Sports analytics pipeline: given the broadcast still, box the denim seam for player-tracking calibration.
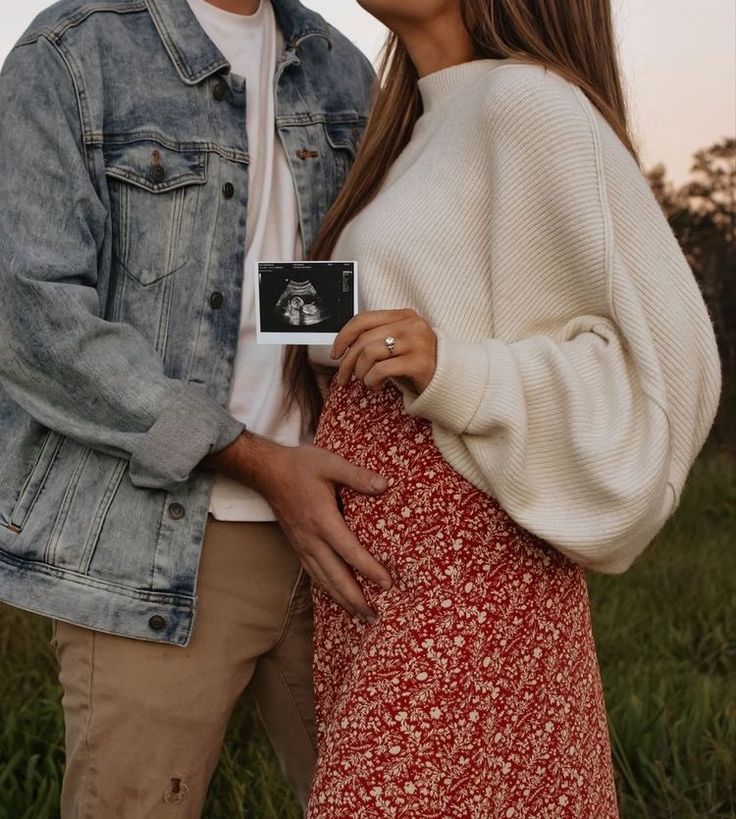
[13,447,63,536]
[187,164,225,381]
[270,567,308,653]
[44,35,94,144]
[290,84,332,215]
[258,654,318,755]
[9,432,63,531]
[148,503,167,592]
[289,29,331,49]
[45,449,91,565]
[79,460,127,574]
[9,429,53,525]
[324,127,358,157]
[16,2,146,47]
[0,546,194,606]
[82,629,98,819]
[104,168,207,193]
[41,36,94,159]
[276,113,368,127]
[90,133,249,164]
[120,181,131,274]
[8,38,92,174]
[155,274,174,358]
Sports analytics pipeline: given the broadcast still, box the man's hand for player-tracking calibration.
[203,432,392,623]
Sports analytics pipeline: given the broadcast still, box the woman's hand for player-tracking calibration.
[331,309,437,394]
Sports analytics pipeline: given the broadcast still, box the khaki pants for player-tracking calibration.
[51,518,316,818]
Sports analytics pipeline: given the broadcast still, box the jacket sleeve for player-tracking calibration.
[0,37,244,491]
[403,71,721,573]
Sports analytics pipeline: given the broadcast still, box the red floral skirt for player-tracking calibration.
[307,379,618,819]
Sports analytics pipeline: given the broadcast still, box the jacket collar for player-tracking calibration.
[145,0,331,85]
[272,0,331,48]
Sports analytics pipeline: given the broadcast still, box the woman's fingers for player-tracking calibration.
[336,322,411,385]
[332,309,416,359]
[354,341,394,380]
[337,339,392,385]
[363,356,418,391]
[332,311,437,392]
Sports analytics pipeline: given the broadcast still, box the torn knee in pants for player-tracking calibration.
[163,775,189,805]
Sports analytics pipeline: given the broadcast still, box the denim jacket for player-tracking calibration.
[0,0,374,644]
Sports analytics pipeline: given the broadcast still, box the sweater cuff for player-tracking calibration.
[402,329,489,434]
[128,384,245,490]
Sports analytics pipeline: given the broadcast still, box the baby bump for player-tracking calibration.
[315,378,581,594]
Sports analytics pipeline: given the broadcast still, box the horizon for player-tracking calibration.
[1,0,734,184]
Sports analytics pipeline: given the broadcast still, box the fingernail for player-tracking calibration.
[380,577,392,591]
[366,613,378,625]
[371,476,388,492]
[330,347,338,359]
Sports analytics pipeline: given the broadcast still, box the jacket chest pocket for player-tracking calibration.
[323,118,366,192]
[104,142,207,286]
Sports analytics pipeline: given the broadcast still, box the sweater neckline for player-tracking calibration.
[418,59,502,113]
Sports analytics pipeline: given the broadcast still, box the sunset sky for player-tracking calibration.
[2,0,733,183]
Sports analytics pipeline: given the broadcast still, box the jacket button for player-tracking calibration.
[150,164,166,183]
[148,615,166,631]
[168,502,186,520]
[209,291,224,309]
[212,81,228,101]
[222,182,235,199]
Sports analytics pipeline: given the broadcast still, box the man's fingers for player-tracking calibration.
[324,452,388,495]
[302,546,377,623]
[321,515,393,590]
[268,446,393,622]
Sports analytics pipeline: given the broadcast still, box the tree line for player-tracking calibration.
[647,137,735,446]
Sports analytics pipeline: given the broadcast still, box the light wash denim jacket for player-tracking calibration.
[0,0,374,644]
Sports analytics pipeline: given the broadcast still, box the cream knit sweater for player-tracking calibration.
[323,59,721,573]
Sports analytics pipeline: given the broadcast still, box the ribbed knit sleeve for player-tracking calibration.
[403,66,721,572]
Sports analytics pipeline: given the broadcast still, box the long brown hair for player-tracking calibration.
[284,0,636,426]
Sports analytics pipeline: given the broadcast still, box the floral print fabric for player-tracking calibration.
[308,379,618,819]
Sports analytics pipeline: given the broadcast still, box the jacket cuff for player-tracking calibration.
[128,384,245,490]
[402,329,489,434]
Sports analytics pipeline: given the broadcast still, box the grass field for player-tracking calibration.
[0,455,734,818]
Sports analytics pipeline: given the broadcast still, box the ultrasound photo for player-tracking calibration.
[256,261,357,345]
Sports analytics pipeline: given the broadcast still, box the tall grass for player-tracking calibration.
[0,456,734,818]
[589,455,735,818]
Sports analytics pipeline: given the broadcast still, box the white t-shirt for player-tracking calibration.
[187,0,306,521]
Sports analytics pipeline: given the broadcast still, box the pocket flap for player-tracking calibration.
[323,118,364,156]
[104,142,207,193]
